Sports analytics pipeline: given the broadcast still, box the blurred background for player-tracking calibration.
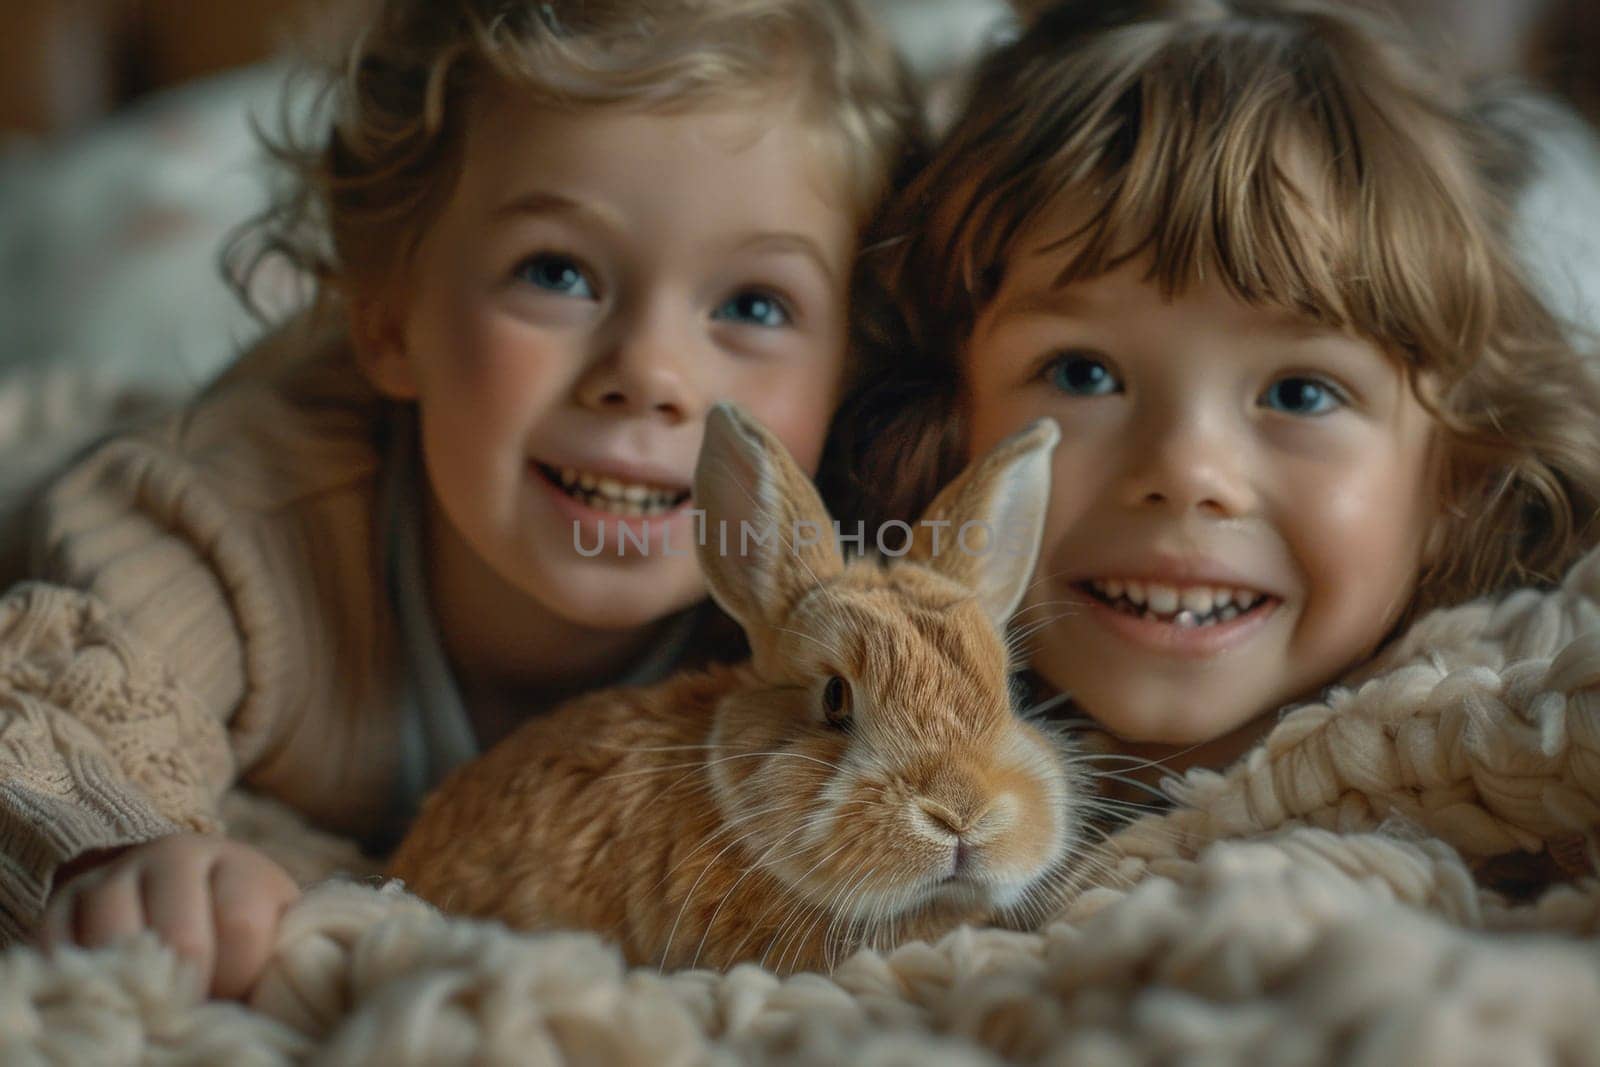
[4,0,1595,137]
[0,0,1595,412]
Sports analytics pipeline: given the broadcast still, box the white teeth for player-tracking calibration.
[544,463,686,515]
[1087,577,1268,626]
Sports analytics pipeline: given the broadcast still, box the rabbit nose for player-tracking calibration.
[918,798,965,837]
[917,800,987,878]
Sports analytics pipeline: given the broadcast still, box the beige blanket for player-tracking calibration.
[5,369,1600,1064]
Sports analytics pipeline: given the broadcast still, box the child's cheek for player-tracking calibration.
[736,377,839,478]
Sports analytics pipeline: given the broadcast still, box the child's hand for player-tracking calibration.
[39,833,301,1000]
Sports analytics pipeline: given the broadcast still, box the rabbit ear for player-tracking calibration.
[693,403,844,642]
[908,418,1058,628]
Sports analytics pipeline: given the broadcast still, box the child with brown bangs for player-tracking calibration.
[845,0,1600,789]
[0,0,924,1000]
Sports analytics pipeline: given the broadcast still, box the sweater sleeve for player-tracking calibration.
[0,328,396,939]
[0,582,233,941]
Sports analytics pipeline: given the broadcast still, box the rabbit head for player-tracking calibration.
[691,403,1079,933]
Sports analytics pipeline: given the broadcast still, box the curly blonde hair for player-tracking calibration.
[229,0,922,320]
[843,0,1600,619]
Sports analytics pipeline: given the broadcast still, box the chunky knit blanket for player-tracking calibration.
[7,533,1600,1065]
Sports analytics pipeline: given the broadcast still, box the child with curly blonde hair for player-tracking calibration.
[846,0,1600,783]
[2,0,922,999]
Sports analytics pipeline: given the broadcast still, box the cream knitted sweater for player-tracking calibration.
[0,321,431,941]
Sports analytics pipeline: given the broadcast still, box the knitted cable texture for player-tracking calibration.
[0,583,232,836]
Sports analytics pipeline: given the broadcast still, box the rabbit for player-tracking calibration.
[386,402,1084,974]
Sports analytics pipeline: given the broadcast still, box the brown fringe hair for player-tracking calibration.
[839,0,1600,618]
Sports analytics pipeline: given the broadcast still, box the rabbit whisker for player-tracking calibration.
[1063,847,1142,897]
[1008,596,1081,618]
[760,893,826,976]
[770,849,864,972]
[652,797,873,896]
[1083,770,1175,803]
[702,749,842,774]
[600,749,843,781]
[595,760,719,781]
[1004,609,1079,648]
[1047,719,1117,736]
[746,834,865,972]
[1006,607,1080,640]
[1068,752,1185,774]
[592,742,732,754]
[670,800,876,968]
[828,860,888,957]
[775,625,847,664]
[1033,846,1106,914]
[661,810,804,971]
[811,850,881,966]
[1020,853,1113,917]
[1071,740,1209,773]
[1013,569,1065,600]
[791,860,876,973]
[688,818,832,970]
[808,846,896,970]
[1074,798,1169,828]
[643,799,800,895]
[731,833,858,970]
[1017,689,1073,719]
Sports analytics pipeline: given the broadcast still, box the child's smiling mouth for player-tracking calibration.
[1068,575,1281,657]
[533,462,692,518]
[1076,578,1277,632]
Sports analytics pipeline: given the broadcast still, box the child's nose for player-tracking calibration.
[1118,408,1253,519]
[575,313,704,423]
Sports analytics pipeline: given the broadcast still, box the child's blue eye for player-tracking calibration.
[1260,377,1343,416]
[713,290,790,328]
[1045,353,1120,396]
[515,254,595,299]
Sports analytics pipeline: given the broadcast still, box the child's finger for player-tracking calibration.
[36,846,130,950]
[140,855,217,991]
[72,869,146,949]
[37,886,84,951]
[206,860,287,1000]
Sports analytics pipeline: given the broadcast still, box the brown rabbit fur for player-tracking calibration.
[387,403,1084,974]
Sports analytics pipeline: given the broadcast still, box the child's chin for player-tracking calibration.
[547,569,705,632]
[1069,689,1250,746]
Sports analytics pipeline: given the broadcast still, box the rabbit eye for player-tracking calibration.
[821,675,852,731]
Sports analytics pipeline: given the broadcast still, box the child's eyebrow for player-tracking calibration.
[727,233,838,287]
[489,190,623,232]
[985,286,1101,323]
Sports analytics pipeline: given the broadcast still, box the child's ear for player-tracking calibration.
[349,297,419,400]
